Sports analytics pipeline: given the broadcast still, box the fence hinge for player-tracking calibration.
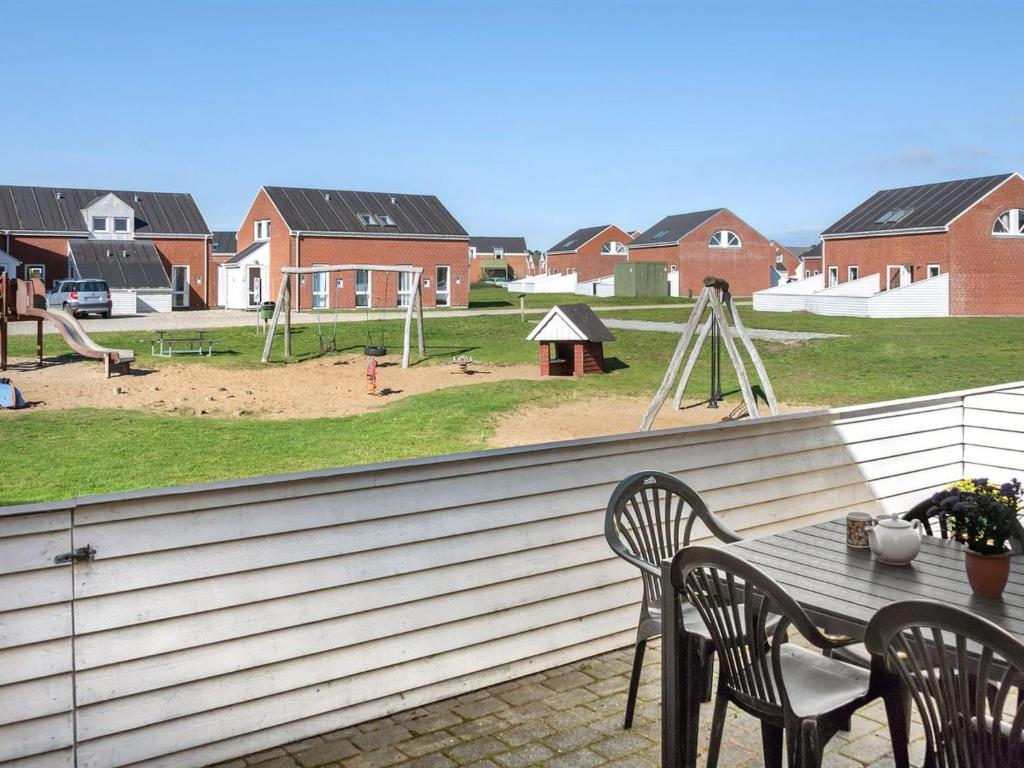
[54,544,97,564]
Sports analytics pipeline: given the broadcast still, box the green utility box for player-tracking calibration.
[614,261,669,297]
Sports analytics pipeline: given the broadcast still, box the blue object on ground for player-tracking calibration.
[0,378,25,409]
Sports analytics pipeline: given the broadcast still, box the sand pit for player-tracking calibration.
[1,355,542,419]
[490,396,812,447]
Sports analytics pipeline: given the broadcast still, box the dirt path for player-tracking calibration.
[490,396,813,446]
[2,355,542,419]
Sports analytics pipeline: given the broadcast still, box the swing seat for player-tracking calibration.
[364,345,387,357]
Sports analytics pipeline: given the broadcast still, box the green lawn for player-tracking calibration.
[4,308,1024,505]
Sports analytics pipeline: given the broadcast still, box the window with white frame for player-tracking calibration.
[775,253,784,264]
[92,216,108,233]
[113,217,130,233]
[254,220,271,240]
[827,265,839,287]
[358,213,378,226]
[600,241,627,256]
[927,264,941,278]
[848,265,859,281]
[993,209,1024,236]
[376,214,396,227]
[708,230,741,248]
[25,264,45,283]
[494,247,504,259]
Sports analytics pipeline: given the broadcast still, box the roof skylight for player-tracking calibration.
[653,229,670,239]
[874,208,914,224]
[358,213,379,226]
[376,214,397,226]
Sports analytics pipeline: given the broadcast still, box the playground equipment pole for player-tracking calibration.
[284,276,292,358]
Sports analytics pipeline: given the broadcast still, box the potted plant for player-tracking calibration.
[927,478,1023,598]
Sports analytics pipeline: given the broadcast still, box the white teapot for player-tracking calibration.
[868,516,923,565]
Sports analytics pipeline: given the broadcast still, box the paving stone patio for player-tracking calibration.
[217,640,927,768]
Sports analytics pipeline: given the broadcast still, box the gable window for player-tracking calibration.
[358,213,378,226]
[92,216,109,233]
[993,209,1024,236]
[927,264,941,278]
[254,220,271,240]
[113,217,129,233]
[708,230,741,248]
[494,247,504,259]
[848,265,859,281]
[376,214,397,226]
[601,241,627,256]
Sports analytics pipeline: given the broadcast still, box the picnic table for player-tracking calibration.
[150,329,215,357]
[659,517,1024,768]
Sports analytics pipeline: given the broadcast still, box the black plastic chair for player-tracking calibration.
[865,600,1024,768]
[604,471,742,729]
[672,545,909,768]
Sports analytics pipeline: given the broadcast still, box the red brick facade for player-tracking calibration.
[822,175,1024,315]
[628,210,792,297]
[538,340,605,376]
[469,252,531,282]
[237,189,469,309]
[546,226,634,282]
[6,234,211,308]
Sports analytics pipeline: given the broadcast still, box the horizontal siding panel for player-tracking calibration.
[964,446,1024,475]
[964,407,1024,433]
[0,639,72,686]
[0,675,72,726]
[0,604,72,650]
[0,713,73,763]
[964,426,1024,452]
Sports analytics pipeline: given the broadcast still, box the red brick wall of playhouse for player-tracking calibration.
[546,226,634,282]
[628,211,790,297]
[294,237,469,309]
[8,236,69,285]
[469,252,531,282]
[948,174,1024,315]
[147,237,212,309]
[822,233,950,291]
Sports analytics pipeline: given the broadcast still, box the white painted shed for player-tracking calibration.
[219,241,270,310]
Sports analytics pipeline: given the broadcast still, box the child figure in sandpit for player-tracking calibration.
[365,356,379,396]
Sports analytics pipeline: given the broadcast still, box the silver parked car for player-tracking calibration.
[46,279,112,318]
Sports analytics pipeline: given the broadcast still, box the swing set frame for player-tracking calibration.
[260,265,426,368]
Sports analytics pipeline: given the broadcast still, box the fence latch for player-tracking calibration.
[54,545,97,564]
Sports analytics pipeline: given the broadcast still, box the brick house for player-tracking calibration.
[235,186,469,310]
[545,225,634,282]
[628,209,794,297]
[790,242,823,279]
[820,172,1024,315]
[469,236,531,282]
[0,185,211,307]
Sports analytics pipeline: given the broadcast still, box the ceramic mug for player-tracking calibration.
[846,511,873,548]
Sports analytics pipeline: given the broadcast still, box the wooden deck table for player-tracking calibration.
[660,518,1024,768]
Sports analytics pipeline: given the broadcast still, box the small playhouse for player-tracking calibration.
[527,303,614,376]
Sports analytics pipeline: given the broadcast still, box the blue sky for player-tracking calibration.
[1,0,1021,248]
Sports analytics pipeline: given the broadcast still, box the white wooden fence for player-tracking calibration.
[3,382,1024,767]
[753,273,950,317]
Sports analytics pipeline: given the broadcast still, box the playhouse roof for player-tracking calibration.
[527,304,615,343]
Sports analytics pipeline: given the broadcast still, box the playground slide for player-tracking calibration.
[14,279,134,373]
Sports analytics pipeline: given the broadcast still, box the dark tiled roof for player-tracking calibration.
[799,243,822,261]
[547,225,611,254]
[226,240,267,265]
[67,239,171,290]
[821,173,1015,237]
[554,304,615,342]
[212,231,237,254]
[629,209,724,247]
[0,185,210,236]
[469,236,528,254]
[263,187,468,239]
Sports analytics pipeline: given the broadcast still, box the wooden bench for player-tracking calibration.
[150,330,215,357]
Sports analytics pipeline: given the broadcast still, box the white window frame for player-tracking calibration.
[171,265,190,308]
[311,265,329,309]
[435,265,450,307]
[25,264,45,283]
[92,216,109,233]
[827,265,839,287]
[397,271,414,307]
[254,220,271,241]
[886,264,913,289]
[358,213,379,227]
[493,247,504,259]
[708,229,741,248]
[993,209,1024,237]
[847,265,859,281]
[601,241,627,256]
[376,214,396,227]
[927,264,941,279]
[113,216,130,233]
[355,270,371,308]
[775,253,784,264]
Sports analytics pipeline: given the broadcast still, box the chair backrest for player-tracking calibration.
[903,497,1024,554]
[672,545,833,718]
[605,471,739,606]
[865,600,1024,768]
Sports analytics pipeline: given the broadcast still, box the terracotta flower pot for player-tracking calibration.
[965,550,1010,598]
